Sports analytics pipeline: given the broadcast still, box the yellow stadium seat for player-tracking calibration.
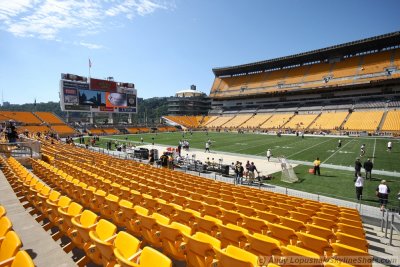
[289,211,312,224]
[312,216,337,231]
[306,224,336,242]
[315,212,338,222]
[242,215,269,235]
[269,206,290,217]
[267,223,297,246]
[88,219,118,266]
[57,202,83,235]
[0,217,12,244]
[336,223,365,238]
[216,245,258,267]
[236,204,257,217]
[257,211,280,223]
[335,232,368,252]
[331,243,372,267]
[280,216,306,232]
[129,246,172,267]
[280,245,322,267]
[203,205,223,219]
[296,232,333,257]
[102,194,120,220]
[194,215,222,237]
[220,209,243,225]
[113,231,141,267]
[183,232,221,267]
[217,223,248,248]
[0,231,22,264]
[10,251,35,267]
[173,208,199,227]
[137,212,169,248]
[70,210,100,250]
[158,222,192,261]
[245,233,281,256]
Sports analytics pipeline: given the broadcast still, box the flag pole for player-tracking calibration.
[88,58,91,79]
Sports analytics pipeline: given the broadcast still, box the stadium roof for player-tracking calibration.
[212,31,400,77]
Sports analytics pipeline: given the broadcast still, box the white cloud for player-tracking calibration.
[79,41,103,49]
[0,0,173,44]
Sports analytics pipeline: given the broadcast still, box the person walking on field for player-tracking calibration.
[338,139,342,148]
[387,141,392,152]
[205,141,210,153]
[313,157,321,176]
[354,158,362,178]
[376,180,390,211]
[363,159,373,180]
[354,174,364,200]
[266,149,272,162]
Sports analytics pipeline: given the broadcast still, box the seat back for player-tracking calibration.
[139,247,172,267]
[94,219,117,241]
[0,231,22,261]
[0,216,12,237]
[11,251,35,267]
[245,233,281,256]
[114,231,141,261]
[217,245,257,267]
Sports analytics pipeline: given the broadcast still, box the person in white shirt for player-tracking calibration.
[387,141,392,152]
[354,175,364,200]
[266,149,272,162]
[376,180,391,211]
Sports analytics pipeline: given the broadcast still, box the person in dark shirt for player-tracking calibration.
[235,162,244,184]
[363,159,373,180]
[354,158,362,178]
[160,153,168,168]
[6,121,18,143]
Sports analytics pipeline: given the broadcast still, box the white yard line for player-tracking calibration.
[322,139,354,164]
[287,138,333,158]
[372,138,376,163]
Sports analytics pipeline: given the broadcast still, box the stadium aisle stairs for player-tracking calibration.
[0,171,77,267]
[377,110,388,131]
[339,112,352,129]
[362,222,399,267]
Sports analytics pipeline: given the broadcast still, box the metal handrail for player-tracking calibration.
[389,212,400,246]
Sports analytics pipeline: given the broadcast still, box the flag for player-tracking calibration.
[89,58,92,68]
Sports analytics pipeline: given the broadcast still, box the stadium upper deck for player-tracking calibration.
[210,31,400,101]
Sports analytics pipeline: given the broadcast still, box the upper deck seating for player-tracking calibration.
[35,112,64,124]
[0,111,41,124]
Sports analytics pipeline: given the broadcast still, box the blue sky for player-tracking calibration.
[0,0,399,105]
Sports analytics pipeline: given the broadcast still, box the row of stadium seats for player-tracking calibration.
[0,204,35,267]
[164,116,204,128]
[167,109,400,132]
[32,155,370,267]
[30,140,372,266]
[211,48,400,98]
[2,157,172,267]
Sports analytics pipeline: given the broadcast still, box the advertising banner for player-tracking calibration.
[127,94,137,107]
[100,106,115,112]
[90,78,117,92]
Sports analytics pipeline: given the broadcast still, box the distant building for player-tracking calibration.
[167,85,210,115]
[2,101,10,107]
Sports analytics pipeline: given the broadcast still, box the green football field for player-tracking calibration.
[84,132,400,209]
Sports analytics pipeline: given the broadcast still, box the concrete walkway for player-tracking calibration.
[0,172,76,267]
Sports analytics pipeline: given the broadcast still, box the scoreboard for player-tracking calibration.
[60,73,137,113]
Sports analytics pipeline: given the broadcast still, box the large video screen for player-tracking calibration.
[60,74,137,113]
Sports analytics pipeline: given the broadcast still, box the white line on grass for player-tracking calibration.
[322,139,354,164]
[286,138,333,158]
[372,138,376,163]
